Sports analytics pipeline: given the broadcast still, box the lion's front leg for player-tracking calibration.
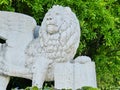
[0,75,10,90]
[32,57,51,88]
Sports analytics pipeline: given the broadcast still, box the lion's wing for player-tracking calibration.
[0,11,36,66]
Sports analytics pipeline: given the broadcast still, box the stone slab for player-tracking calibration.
[54,62,97,89]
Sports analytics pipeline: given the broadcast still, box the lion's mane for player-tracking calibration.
[39,5,80,62]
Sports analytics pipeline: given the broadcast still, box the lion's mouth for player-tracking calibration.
[47,24,58,34]
[47,24,57,27]
[47,24,58,29]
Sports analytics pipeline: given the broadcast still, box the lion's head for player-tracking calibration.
[40,5,80,35]
[38,5,80,62]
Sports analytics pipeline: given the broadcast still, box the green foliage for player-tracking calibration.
[12,86,100,90]
[24,86,41,90]
[81,86,100,90]
[0,0,14,11]
[0,0,120,89]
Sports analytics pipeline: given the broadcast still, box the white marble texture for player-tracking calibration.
[54,59,97,89]
[0,5,97,90]
[0,11,36,90]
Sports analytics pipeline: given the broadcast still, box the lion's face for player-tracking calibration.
[45,10,63,35]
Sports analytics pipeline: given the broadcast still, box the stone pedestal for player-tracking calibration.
[54,62,97,90]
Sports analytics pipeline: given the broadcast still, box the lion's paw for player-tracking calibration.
[74,56,91,64]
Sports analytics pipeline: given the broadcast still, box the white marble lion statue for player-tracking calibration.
[25,5,81,87]
[0,5,91,89]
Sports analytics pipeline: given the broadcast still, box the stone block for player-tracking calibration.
[54,63,74,89]
[54,62,97,89]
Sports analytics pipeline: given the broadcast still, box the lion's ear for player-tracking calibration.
[53,5,59,8]
[65,7,72,13]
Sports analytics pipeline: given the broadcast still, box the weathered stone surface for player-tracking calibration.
[0,75,10,90]
[0,11,36,90]
[0,11,36,66]
[54,60,97,89]
[0,5,97,90]
[74,62,97,89]
[25,5,80,87]
[54,62,74,89]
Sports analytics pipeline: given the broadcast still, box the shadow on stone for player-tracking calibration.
[7,77,32,90]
